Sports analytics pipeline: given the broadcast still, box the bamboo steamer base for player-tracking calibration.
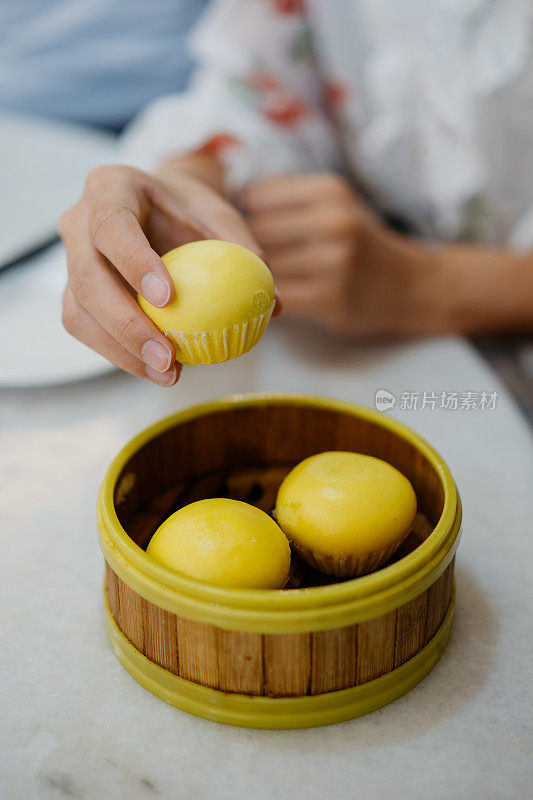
[98,395,462,729]
[104,551,454,696]
[104,585,455,729]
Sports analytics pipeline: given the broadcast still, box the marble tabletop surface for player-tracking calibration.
[1,320,532,800]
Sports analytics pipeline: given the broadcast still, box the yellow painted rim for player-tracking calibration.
[97,393,462,633]
[104,586,455,729]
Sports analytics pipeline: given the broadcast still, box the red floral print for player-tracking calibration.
[245,68,308,128]
[272,0,305,14]
[264,95,308,126]
[248,69,282,92]
[196,133,241,157]
[324,80,349,111]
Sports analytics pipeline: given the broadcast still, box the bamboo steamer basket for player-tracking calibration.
[98,394,461,729]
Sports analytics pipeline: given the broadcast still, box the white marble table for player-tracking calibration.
[1,321,532,800]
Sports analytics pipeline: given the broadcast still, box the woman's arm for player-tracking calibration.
[243,173,533,337]
[430,244,533,334]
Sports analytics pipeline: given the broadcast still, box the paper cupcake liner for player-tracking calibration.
[291,539,405,578]
[164,303,274,366]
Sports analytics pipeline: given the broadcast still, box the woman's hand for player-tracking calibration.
[244,173,445,338]
[60,163,264,385]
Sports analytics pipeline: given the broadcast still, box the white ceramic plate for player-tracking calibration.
[0,243,115,387]
[0,112,117,268]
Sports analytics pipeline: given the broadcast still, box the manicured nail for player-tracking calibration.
[141,272,171,307]
[141,340,172,373]
[145,365,177,386]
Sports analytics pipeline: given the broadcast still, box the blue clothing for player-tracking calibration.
[0,0,209,129]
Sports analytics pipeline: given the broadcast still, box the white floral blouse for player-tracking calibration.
[121,0,533,247]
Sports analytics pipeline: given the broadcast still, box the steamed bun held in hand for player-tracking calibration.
[138,240,275,365]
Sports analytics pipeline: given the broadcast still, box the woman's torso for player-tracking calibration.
[307,0,533,245]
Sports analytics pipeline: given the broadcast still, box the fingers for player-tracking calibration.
[60,162,280,383]
[269,243,324,279]
[62,287,180,386]
[273,289,283,317]
[275,277,348,336]
[250,205,358,251]
[150,172,265,258]
[245,174,360,252]
[63,209,177,371]
[90,205,173,307]
[269,238,355,326]
[244,173,354,216]
[268,240,353,280]
[82,167,174,306]
[273,279,325,319]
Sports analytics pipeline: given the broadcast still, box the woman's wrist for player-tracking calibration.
[380,232,533,336]
[361,226,449,336]
[428,243,533,334]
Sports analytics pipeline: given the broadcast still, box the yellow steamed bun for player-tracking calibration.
[138,240,275,365]
[275,451,417,577]
[147,498,290,589]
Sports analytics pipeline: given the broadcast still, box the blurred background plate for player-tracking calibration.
[0,112,118,386]
[0,242,114,387]
[0,111,117,268]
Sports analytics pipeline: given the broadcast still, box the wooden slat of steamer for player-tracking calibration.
[177,613,265,696]
[216,628,264,694]
[116,578,145,653]
[424,558,455,641]
[356,609,397,684]
[310,626,357,694]
[394,591,428,667]
[263,633,311,697]
[143,599,178,675]
[176,617,219,689]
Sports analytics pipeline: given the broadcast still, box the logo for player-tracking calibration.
[375,389,396,412]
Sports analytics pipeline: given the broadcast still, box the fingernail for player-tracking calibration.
[141,340,172,373]
[145,364,178,386]
[141,272,171,307]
